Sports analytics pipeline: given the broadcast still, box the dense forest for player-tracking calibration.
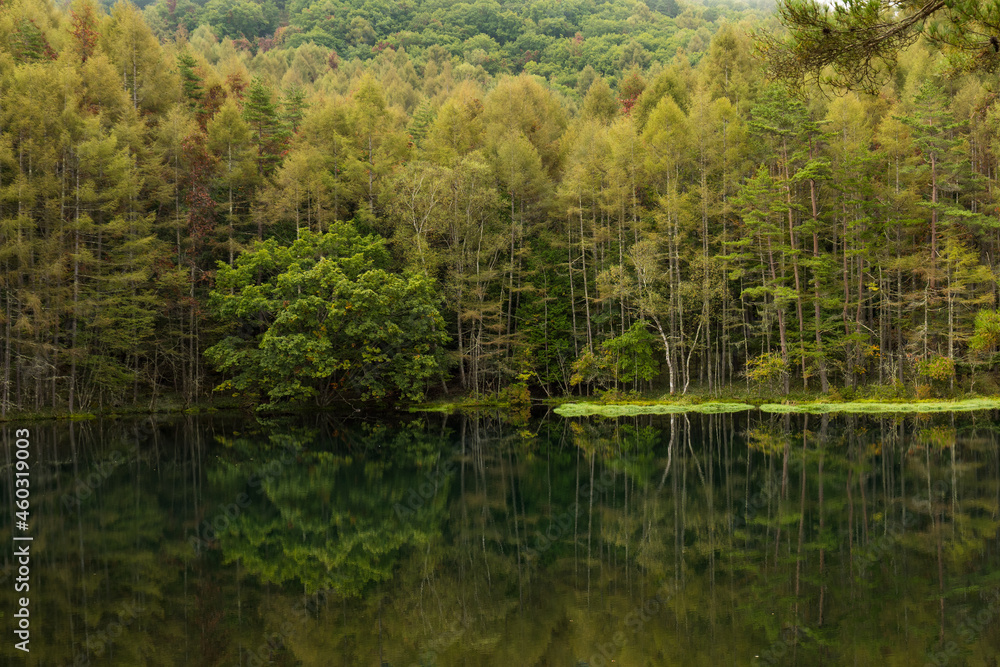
[4,0,1000,415]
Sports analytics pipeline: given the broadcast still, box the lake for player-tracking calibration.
[2,408,999,666]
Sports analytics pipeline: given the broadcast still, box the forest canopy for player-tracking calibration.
[3,0,1000,414]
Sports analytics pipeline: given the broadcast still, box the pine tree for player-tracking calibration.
[242,77,286,181]
[898,80,968,285]
[176,50,204,110]
[280,85,307,135]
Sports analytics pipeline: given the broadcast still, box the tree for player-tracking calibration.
[570,321,658,390]
[296,97,366,222]
[176,50,204,111]
[68,0,101,64]
[898,80,968,281]
[242,76,287,181]
[733,165,795,394]
[350,76,409,221]
[744,351,788,397]
[202,0,278,40]
[205,225,449,407]
[760,0,1000,91]
[101,1,174,113]
[970,309,1000,355]
[206,99,256,263]
[581,77,619,124]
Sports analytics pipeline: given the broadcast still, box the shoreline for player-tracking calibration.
[547,397,1000,417]
[6,395,1000,424]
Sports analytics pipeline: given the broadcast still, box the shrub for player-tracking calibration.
[916,355,955,383]
[744,352,788,396]
[571,322,658,390]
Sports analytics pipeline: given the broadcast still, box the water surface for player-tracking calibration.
[2,409,999,666]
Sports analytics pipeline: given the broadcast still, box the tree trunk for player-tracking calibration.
[809,176,829,392]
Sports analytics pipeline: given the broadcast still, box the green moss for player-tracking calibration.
[553,402,755,417]
[760,398,1000,414]
[409,403,462,413]
[549,397,1000,417]
[409,397,524,413]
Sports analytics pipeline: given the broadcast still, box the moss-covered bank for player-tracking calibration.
[553,402,755,417]
[548,397,1000,417]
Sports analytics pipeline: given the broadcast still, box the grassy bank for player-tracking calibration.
[758,398,1000,414]
[552,402,755,417]
[541,390,1000,417]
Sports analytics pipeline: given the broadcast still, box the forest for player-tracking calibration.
[3,0,1000,415]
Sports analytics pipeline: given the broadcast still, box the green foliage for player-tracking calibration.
[202,0,278,40]
[761,0,1000,91]
[970,310,1000,355]
[498,381,531,406]
[7,0,1000,416]
[744,352,788,394]
[917,355,956,383]
[745,424,788,455]
[146,0,747,78]
[759,398,1000,413]
[571,322,658,388]
[581,76,619,123]
[601,321,659,383]
[553,402,753,417]
[176,50,203,107]
[242,76,289,178]
[205,226,449,407]
[11,17,56,62]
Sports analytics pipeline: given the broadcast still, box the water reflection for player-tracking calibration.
[1,410,999,665]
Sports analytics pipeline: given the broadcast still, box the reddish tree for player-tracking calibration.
[70,2,99,63]
[182,132,217,252]
[619,69,646,114]
[225,72,247,100]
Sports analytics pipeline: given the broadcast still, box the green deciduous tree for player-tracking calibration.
[206,225,449,407]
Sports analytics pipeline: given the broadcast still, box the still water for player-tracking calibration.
[1,408,999,666]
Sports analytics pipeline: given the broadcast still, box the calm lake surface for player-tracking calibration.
[2,408,999,666]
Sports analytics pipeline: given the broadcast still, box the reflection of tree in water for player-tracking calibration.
[0,418,200,666]
[213,419,453,597]
[296,410,1000,666]
[745,422,790,456]
[7,410,1000,665]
